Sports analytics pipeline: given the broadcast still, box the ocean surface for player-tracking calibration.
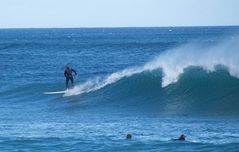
[0,26,239,151]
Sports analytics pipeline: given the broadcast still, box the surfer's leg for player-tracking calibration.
[66,77,69,89]
[70,77,74,86]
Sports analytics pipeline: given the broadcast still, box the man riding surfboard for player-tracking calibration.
[64,64,77,89]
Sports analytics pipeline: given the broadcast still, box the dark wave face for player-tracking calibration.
[2,67,239,118]
[62,67,238,116]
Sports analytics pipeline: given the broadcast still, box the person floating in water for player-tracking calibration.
[64,64,77,89]
[178,134,186,141]
[172,134,186,141]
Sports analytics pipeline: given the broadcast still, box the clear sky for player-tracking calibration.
[0,0,239,28]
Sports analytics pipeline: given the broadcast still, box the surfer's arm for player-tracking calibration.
[71,69,77,76]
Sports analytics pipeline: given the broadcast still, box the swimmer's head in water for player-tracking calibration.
[126,134,132,139]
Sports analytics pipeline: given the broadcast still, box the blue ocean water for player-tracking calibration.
[0,27,239,151]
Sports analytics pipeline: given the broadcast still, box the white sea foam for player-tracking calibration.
[64,67,144,96]
[65,39,239,96]
[144,40,239,87]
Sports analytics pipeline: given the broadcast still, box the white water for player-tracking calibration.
[144,40,239,87]
[65,40,239,96]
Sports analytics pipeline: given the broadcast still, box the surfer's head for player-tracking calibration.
[65,64,70,69]
[126,133,132,140]
[178,134,186,141]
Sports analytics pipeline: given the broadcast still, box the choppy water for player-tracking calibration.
[1,27,239,151]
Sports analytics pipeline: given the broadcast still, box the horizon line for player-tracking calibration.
[0,25,239,29]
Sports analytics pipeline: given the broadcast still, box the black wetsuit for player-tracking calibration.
[64,68,77,88]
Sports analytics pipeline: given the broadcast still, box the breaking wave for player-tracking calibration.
[65,40,239,98]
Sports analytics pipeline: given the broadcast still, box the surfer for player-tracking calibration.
[172,134,186,141]
[64,64,77,89]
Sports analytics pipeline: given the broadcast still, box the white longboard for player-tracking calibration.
[44,90,67,95]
